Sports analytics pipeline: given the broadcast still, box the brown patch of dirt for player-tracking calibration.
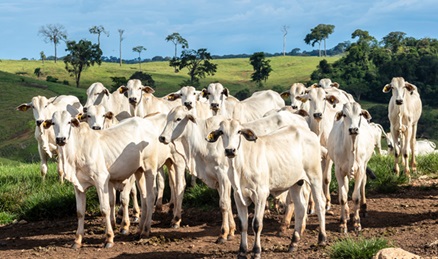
[1,179,438,259]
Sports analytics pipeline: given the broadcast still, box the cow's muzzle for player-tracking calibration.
[313,112,322,120]
[92,126,102,130]
[396,99,403,105]
[211,103,220,111]
[225,148,236,158]
[184,102,193,110]
[56,137,67,146]
[349,127,359,135]
[158,136,168,144]
[129,97,138,105]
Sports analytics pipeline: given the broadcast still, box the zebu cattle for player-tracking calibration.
[327,102,375,233]
[312,78,340,89]
[158,106,236,244]
[83,82,129,117]
[167,86,213,119]
[280,83,309,111]
[383,77,422,180]
[16,95,83,182]
[43,111,181,248]
[206,119,327,258]
[369,122,389,155]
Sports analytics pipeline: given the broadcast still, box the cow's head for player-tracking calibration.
[82,105,114,130]
[202,83,229,112]
[119,79,155,106]
[84,82,109,112]
[158,106,196,145]
[296,88,339,121]
[167,86,200,110]
[382,77,417,105]
[43,110,80,146]
[16,96,56,127]
[281,83,307,110]
[335,102,371,135]
[206,119,257,158]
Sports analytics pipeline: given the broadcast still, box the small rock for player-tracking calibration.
[373,247,420,259]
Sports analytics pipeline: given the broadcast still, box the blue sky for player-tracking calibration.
[0,0,437,60]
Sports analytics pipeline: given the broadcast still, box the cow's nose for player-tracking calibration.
[129,97,137,104]
[211,103,219,110]
[396,99,403,105]
[184,101,193,109]
[313,112,322,119]
[83,107,88,113]
[158,136,167,144]
[56,137,66,146]
[36,120,44,126]
[92,126,102,130]
[225,148,236,158]
[349,127,359,135]
[291,105,298,110]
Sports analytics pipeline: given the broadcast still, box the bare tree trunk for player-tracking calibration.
[54,44,57,63]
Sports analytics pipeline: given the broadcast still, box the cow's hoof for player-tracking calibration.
[227,234,234,241]
[215,237,226,244]
[132,217,139,223]
[120,229,129,235]
[326,210,335,216]
[71,243,81,250]
[104,242,114,248]
[251,253,261,259]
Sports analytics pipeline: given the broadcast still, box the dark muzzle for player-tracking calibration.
[225,148,236,158]
[56,137,67,146]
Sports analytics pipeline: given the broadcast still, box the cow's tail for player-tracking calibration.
[366,166,377,180]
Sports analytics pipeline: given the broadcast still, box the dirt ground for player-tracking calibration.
[1,178,437,259]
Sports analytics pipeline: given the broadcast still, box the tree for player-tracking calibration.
[118,29,124,66]
[40,51,46,64]
[132,46,147,70]
[169,48,217,87]
[165,32,189,58]
[304,24,335,57]
[38,24,67,63]
[382,31,407,53]
[89,25,109,47]
[281,25,289,56]
[64,40,102,88]
[249,52,272,87]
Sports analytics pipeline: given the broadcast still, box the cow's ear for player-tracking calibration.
[295,109,309,118]
[102,89,110,96]
[77,113,86,122]
[16,103,31,112]
[222,88,229,97]
[206,130,223,143]
[71,118,81,127]
[361,110,372,121]
[280,91,290,99]
[143,86,155,94]
[105,111,114,120]
[201,88,209,98]
[295,95,309,103]
[239,128,258,142]
[310,83,319,88]
[331,82,340,88]
[335,111,344,121]
[119,86,128,94]
[382,84,392,93]
[42,120,53,129]
[187,114,197,124]
[326,95,339,107]
[166,93,181,101]
[405,82,417,93]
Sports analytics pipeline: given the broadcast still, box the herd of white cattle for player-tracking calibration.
[16,76,431,257]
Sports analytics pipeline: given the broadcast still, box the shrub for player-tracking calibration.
[46,75,59,83]
[130,71,155,88]
[329,237,391,259]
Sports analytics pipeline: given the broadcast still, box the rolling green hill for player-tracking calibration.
[0,56,338,162]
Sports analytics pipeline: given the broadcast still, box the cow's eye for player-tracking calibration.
[176,118,182,122]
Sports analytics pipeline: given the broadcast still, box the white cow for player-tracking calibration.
[312,78,340,89]
[327,102,375,233]
[201,82,240,117]
[384,132,436,156]
[119,79,179,117]
[369,122,389,155]
[43,111,181,248]
[84,82,129,118]
[206,119,327,258]
[158,106,236,244]
[280,83,309,111]
[383,77,422,180]
[167,86,213,120]
[16,95,83,182]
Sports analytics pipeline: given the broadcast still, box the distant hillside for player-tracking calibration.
[0,56,338,162]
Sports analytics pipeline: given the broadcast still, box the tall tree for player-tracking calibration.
[64,40,102,88]
[382,31,407,53]
[165,32,189,58]
[282,25,289,56]
[169,48,217,87]
[89,25,109,47]
[132,46,147,70]
[118,29,124,66]
[38,24,67,63]
[249,52,272,87]
[40,51,46,64]
[304,24,335,57]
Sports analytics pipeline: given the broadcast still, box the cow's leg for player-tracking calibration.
[321,157,333,211]
[37,143,48,180]
[278,190,294,237]
[352,169,366,234]
[135,172,148,238]
[360,169,368,218]
[337,171,349,234]
[307,170,327,246]
[73,188,86,249]
[169,156,186,229]
[56,151,64,184]
[410,124,418,174]
[108,182,117,229]
[391,128,401,176]
[216,173,232,244]
[234,192,249,259]
[401,128,411,181]
[119,182,132,235]
[288,183,308,253]
[95,178,115,248]
[155,167,165,211]
[131,181,140,222]
[251,190,269,259]
[142,170,157,238]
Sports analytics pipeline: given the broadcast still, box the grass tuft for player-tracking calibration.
[329,236,392,259]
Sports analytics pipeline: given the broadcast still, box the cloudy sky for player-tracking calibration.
[0,0,437,60]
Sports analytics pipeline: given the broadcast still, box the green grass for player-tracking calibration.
[329,236,392,259]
